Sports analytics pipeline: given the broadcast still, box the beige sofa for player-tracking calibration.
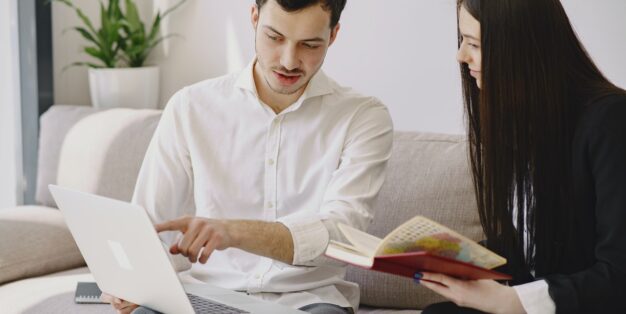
[0,105,483,314]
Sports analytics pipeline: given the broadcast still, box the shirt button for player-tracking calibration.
[267,201,274,209]
[268,159,275,165]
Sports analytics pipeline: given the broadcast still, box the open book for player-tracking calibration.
[325,215,511,280]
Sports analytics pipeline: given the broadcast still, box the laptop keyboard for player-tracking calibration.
[187,293,250,314]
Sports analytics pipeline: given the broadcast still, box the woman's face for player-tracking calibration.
[457,5,482,88]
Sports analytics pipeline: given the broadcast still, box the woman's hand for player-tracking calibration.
[419,272,525,314]
[100,292,139,314]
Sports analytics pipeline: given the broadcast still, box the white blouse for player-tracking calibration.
[511,196,557,313]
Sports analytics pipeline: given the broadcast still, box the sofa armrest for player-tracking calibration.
[0,206,85,285]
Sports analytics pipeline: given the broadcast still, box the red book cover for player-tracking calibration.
[371,251,511,280]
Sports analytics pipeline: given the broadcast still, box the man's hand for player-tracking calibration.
[155,216,295,265]
[419,272,525,314]
[155,216,236,264]
[101,292,139,314]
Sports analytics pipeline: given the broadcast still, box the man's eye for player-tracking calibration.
[267,34,279,41]
[303,43,320,49]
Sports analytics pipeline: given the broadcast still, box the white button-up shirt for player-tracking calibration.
[132,61,393,310]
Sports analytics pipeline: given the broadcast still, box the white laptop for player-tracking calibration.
[49,184,305,314]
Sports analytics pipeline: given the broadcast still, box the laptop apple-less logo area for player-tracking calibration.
[107,240,134,271]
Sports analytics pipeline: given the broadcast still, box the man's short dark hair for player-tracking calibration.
[255,0,347,28]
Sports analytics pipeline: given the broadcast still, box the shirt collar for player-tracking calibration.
[234,60,258,94]
[235,59,334,103]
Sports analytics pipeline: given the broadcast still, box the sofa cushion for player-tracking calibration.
[0,206,86,285]
[0,266,114,314]
[36,105,98,207]
[56,108,161,203]
[0,266,421,314]
[346,132,482,310]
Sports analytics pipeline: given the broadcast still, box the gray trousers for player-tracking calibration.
[131,302,353,314]
[299,303,354,314]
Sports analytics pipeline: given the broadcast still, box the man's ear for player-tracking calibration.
[328,23,340,46]
[251,4,260,30]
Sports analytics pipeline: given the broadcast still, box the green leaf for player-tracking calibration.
[62,61,105,72]
[127,43,146,56]
[146,33,181,54]
[84,46,108,65]
[147,12,161,43]
[55,0,186,68]
[72,27,101,48]
[124,0,142,32]
[48,0,75,8]
[75,7,98,37]
[162,0,187,18]
[100,2,111,45]
[51,0,123,68]
[108,0,121,19]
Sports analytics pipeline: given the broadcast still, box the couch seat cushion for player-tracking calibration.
[0,267,114,314]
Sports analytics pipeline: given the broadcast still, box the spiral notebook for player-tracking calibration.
[75,281,106,304]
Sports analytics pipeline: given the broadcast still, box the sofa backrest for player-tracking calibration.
[36,105,98,206]
[346,132,483,309]
[36,105,161,207]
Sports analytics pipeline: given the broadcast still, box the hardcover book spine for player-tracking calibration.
[372,258,416,278]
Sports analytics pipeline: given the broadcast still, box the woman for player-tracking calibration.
[418,0,626,313]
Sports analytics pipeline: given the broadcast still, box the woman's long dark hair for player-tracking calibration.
[458,0,624,274]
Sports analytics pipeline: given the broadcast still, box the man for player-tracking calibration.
[103,0,393,313]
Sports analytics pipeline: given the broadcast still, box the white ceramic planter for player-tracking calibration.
[88,66,159,109]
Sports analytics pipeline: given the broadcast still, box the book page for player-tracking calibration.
[325,240,375,268]
[375,216,506,269]
[337,223,382,257]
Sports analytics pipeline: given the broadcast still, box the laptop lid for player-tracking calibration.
[49,184,196,314]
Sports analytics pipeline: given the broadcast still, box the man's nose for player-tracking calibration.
[280,44,301,71]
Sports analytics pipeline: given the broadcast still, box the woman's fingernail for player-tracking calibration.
[414,272,423,284]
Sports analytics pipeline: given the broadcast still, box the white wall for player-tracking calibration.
[561,0,626,89]
[53,0,626,134]
[0,0,24,208]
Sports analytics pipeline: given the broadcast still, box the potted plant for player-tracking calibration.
[53,0,185,109]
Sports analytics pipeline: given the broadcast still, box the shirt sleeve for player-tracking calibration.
[513,280,556,314]
[278,99,394,266]
[544,97,626,313]
[131,88,196,248]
